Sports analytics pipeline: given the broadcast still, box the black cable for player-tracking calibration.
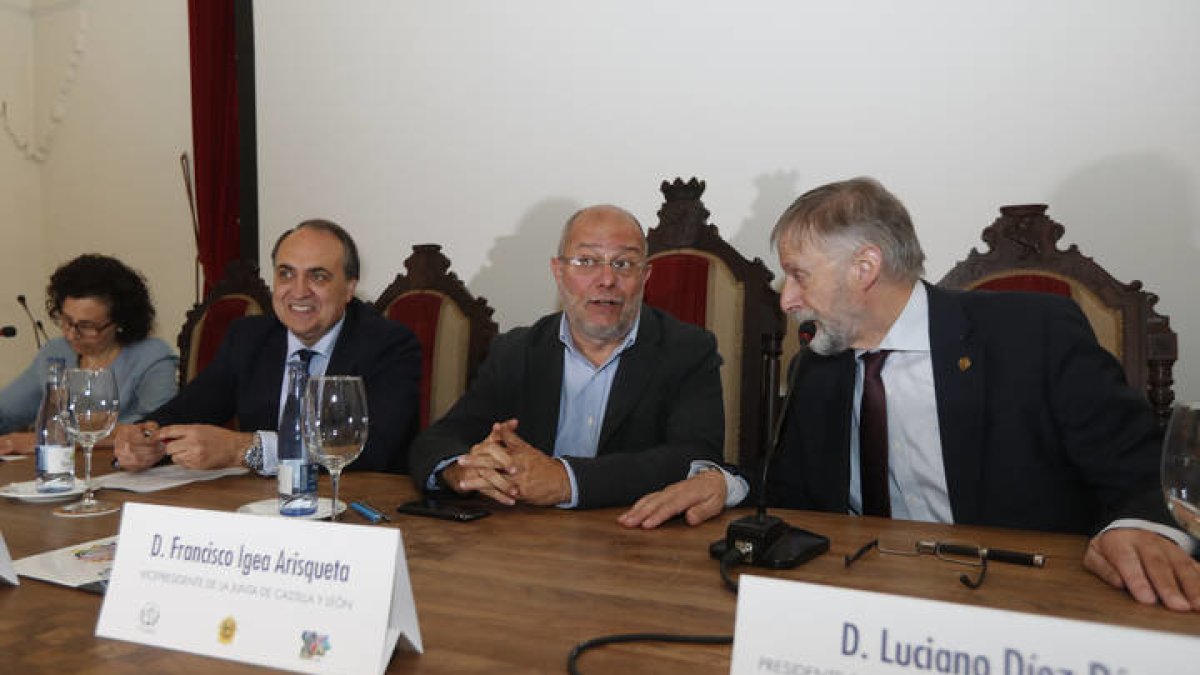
[719,543,744,593]
[566,547,742,673]
[567,632,733,675]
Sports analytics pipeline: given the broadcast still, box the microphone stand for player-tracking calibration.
[711,322,828,588]
[16,295,48,348]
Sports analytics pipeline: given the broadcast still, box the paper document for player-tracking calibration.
[95,465,247,493]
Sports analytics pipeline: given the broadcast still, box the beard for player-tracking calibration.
[560,288,642,345]
[792,310,855,356]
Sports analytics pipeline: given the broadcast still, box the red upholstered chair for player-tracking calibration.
[645,177,786,464]
[176,259,273,385]
[375,244,499,429]
[938,204,1177,429]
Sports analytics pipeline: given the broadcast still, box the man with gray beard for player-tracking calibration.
[620,177,1200,612]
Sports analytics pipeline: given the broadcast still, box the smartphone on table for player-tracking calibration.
[396,496,490,522]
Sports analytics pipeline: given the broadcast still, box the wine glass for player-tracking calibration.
[56,368,120,517]
[1162,402,1200,538]
[303,376,368,521]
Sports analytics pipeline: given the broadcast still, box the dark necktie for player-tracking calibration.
[859,350,891,517]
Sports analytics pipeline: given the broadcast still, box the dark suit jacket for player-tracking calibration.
[408,305,724,508]
[765,283,1166,535]
[149,298,421,473]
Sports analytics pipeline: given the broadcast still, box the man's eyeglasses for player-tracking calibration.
[844,538,989,589]
[558,255,646,277]
[57,315,114,338]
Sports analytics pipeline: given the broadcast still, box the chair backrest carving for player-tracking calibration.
[375,244,499,428]
[939,204,1177,428]
[645,177,786,464]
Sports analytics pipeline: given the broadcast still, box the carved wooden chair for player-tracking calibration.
[176,259,273,385]
[938,204,1177,429]
[644,177,786,464]
[375,244,499,429]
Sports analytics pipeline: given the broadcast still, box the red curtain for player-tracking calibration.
[188,0,241,295]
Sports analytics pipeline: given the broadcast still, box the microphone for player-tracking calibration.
[711,320,828,579]
[1,325,16,338]
[16,295,49,348]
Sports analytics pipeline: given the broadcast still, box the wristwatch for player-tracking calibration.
[242,432,265,474]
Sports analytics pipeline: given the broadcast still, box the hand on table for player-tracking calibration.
[617,470,727,529]
[156,424,253,470]
[113,422,166,471]
[0,431,36,456]
[1084,527,1200,612]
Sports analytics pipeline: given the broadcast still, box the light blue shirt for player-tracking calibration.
[257,317,343,475]
[0,336,178,434]
[553,313,640,507]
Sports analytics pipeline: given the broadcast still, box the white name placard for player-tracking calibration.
[732,575,1198,675]
[0,532,17,586]
[97,503,421,674]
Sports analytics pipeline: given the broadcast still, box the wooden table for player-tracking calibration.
[1,451,1197,673]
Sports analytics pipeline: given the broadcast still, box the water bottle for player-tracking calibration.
[35,357,75,492]
[278,360,318,515]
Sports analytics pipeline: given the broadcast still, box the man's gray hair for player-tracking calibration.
[771,177,925,283]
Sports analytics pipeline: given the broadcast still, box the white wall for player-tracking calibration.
[0,0,42,374]
[0,0,194,383]
[254,0,1200,401]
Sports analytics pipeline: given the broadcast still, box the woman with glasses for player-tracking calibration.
[0,254,178,454]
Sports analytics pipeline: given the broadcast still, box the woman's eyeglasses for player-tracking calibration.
[56,315,114,338]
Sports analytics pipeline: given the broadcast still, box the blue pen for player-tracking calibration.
[349,501,389,524]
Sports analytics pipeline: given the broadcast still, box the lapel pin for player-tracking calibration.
[958,356,972,372]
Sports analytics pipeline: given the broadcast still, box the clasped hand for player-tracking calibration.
[442,419,570,506]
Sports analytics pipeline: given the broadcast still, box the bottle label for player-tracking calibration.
[37,445,75,474]
[278,461,318,494]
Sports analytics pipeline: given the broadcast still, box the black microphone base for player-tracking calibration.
[710,515,829,569]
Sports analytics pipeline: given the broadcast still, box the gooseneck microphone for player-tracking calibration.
[1,325,16,338]
[754,321,815,521]
[16,295,49,348]
[711,321,828,590]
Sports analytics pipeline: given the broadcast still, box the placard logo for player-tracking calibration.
[218,616,237,645]
[300,630,331,660]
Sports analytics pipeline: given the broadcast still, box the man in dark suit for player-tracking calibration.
[620,177,1200,611]
[114,220,421,474]
[408,205,723,508]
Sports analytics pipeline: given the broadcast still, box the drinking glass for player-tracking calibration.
[56,368,120,516]
[303,376,368,521]
[1162,402,1200,538]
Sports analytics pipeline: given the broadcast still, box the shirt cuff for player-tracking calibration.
[259,431,279,477]
[426,456,462,490]
[1102,518,1197,555]
[688,460,749,508]
[555,457,580,509]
